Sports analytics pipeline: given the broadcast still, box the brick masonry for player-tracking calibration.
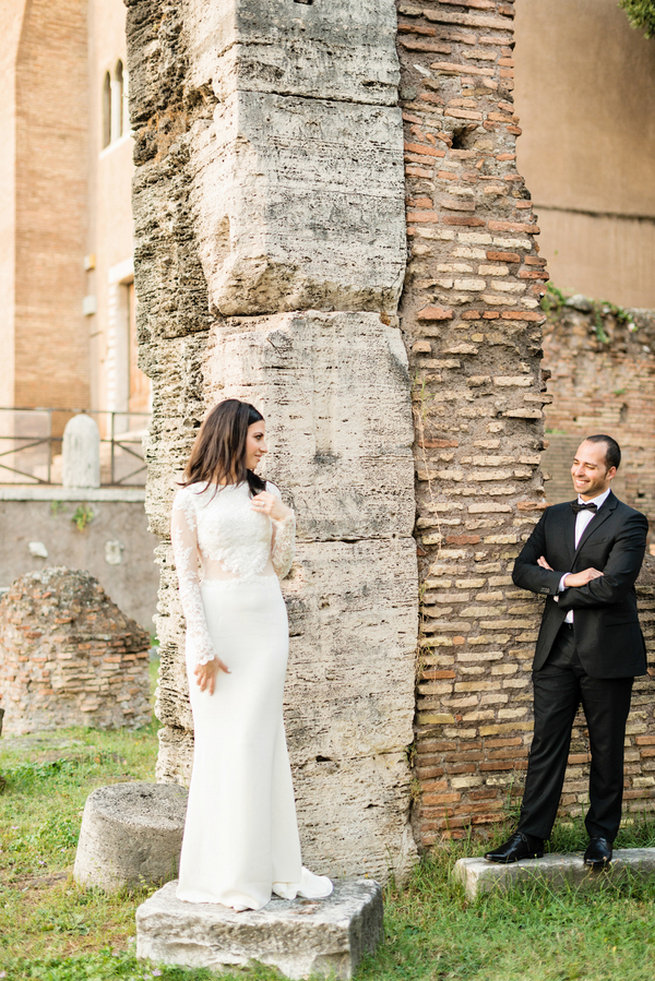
[13,0,89,411]
[0,567,151,734]
[395,1,654,845]
[542,301,655,541]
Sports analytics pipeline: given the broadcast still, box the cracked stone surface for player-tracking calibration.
[188,90,405,316]
[185,0,400,106]
[136,878,383,980]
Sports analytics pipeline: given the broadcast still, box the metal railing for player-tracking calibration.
[0,407,150,486]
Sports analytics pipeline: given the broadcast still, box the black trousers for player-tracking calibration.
[517,624,633,841]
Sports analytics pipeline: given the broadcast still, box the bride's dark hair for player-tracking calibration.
[182,399,267,497]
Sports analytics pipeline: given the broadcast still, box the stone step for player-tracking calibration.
[454,847,655,899]
[136,878,383,980]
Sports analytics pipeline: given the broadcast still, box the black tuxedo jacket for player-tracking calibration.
[512,491,648,678]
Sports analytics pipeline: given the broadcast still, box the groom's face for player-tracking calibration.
[570,440,616,500]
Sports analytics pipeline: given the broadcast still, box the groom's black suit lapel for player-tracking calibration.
[559,504,577,564]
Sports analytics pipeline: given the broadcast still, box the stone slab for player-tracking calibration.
[74,782,188,891]
[136,878,383,980]
[189,90,406,315]
[454,848,655,900]
[206,311,416,540]
[186,0,400,106]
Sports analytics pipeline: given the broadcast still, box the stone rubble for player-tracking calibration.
[0,567,151,734]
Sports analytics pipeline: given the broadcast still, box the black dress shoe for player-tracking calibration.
[484,831,544,864]
[584,836,612,868]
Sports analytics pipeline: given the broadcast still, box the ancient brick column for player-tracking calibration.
[126,0,418,880]
[395,1,550,844]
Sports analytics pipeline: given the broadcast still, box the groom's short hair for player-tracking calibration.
[585,434,621,471]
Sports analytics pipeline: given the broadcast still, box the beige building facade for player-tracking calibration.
[514,0,655,308]
[0,0,88,413]
[0,1,155,629]
[0,0,148,463]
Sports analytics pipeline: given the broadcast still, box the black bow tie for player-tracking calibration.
[571,501,598,514]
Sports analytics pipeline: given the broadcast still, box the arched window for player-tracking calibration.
[115,61,124,138]
[102,72,111,148]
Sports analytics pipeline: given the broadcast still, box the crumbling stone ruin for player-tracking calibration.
[125,0,655,871]
[0,567,151,734]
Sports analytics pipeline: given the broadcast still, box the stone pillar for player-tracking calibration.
[126,0,418,881]
[62,413,101,488]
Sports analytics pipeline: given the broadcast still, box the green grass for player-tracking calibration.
[2,660,655,980]
[358,830,655,981]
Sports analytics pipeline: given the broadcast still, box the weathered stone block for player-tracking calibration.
[136,878,383,980]
[453,849,655,900]
[74,782,188,892]
[189,92,406,315]
[62,414,100,488]
[206,311,415,540]
[185,0,400,106]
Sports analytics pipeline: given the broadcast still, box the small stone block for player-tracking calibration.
[453,848,655,899]
[136,878,383,980]
[74,782,188,891]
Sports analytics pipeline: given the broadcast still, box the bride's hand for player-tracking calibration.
[194,657,230,695]
[251,491,292,523]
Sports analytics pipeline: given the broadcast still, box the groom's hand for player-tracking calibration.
[563,568,604,587]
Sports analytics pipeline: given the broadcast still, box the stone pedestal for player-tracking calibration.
[62,413,100,488]
[74,782,188,891]
[136,878,383,980]
[454,848,655,900]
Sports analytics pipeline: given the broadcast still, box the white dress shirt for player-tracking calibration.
[558,487,611,623]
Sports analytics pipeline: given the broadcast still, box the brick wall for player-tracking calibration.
[14,0,89,411]
[542,301,655,544]
[396,1,655,845]
[0,567,151,734]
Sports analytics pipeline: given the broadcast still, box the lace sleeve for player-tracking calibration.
[267,482,296,579]
[171,489,217,667]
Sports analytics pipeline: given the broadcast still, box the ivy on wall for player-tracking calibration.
[619,0,655,38]
[540,282,637,344]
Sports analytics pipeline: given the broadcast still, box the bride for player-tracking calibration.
[171,398,332,911]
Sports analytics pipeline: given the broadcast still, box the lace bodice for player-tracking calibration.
[171,480,295,666]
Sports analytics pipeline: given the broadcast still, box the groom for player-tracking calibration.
[485,434,648,867]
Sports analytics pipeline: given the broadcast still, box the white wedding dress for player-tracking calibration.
[170,480,332,911]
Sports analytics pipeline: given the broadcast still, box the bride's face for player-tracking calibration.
[245,420,267,470]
